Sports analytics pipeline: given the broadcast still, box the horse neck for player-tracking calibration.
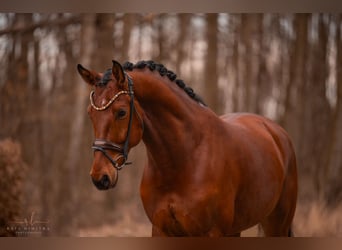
[130,71,208,170]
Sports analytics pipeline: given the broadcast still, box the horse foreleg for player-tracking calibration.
[151,225,166,237]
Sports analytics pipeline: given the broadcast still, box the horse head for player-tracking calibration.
[77,60,144,190]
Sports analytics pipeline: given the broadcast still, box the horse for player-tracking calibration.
[77,60,298,237]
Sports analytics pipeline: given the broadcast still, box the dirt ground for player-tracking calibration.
[77,201,342,237]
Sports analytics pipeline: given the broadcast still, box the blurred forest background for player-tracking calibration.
[0,13,341,236]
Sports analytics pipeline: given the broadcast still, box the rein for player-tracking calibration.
[90,74,139,171]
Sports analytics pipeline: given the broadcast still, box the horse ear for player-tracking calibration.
[112,60,126,86]
[77,64,98,85]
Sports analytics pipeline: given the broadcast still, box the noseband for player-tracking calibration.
[90,74,142,171]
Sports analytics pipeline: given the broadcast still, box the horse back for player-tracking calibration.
[220,112,295,171]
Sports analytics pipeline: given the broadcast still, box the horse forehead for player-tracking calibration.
[93,86,127,108]
[94,82,116,97]
[91,88,111,108]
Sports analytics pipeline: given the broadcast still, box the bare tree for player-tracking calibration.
[93,14,116,68]
[325,14,342,205]
[204,13,221,113]
[280,14,310,165]
[63,14,96,235]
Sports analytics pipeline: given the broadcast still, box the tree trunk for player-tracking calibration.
[231,14,241,112]
[121,14,135,61]
[306,14,331,198]
[325,14,342,206]
[280,14,310,170]
[204,13,221,114]
[176,14,191,75]
[94,14,115,68]
[63,14,96,235]
[240,14,263,113]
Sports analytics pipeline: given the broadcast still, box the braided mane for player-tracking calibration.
[122,60,207,107]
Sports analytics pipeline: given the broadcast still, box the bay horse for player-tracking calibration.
[77,60,298,237]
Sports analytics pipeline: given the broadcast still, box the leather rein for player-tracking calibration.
[90,74,142,171]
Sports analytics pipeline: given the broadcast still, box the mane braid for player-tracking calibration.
[122,60,207,107]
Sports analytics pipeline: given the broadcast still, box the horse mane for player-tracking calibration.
[122,60,207,107]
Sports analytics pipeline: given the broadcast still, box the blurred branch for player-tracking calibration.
[0,15,81,36]
[0,13,158,37]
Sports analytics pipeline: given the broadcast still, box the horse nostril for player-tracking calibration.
[92,174,111,190]
[100,174,110,188]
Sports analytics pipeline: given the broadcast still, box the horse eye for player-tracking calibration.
[117,109,127,119]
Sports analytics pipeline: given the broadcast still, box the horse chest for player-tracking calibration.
[151,202,204,236]
[145,192,220,236]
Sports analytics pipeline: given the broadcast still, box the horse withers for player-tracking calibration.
[77,60,298,236]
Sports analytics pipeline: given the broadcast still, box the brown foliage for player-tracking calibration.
[0,139,26,236]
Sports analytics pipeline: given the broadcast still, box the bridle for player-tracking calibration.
[90,73,143,172]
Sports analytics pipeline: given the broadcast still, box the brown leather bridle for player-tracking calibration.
[90,74,143,171]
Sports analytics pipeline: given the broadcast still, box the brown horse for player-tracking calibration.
[77,60,298,237]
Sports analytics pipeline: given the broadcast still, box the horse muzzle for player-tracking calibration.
[91,170,118,190]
